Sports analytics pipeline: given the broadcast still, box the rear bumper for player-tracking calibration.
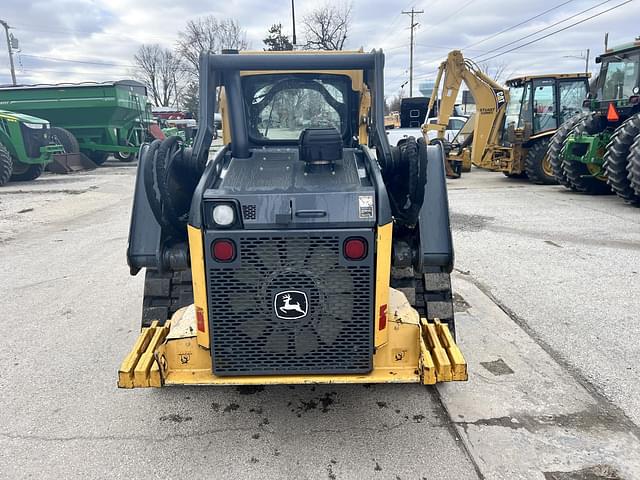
[118,289,467,388]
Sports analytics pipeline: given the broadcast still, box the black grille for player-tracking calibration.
[20,124,49,158]
[242,204,257,220]
[207,233,373,375]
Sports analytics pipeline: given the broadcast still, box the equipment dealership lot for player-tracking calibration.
[0,162,638,479]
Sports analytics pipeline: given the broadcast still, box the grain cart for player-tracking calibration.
[119,50,467,388]
[0,80,151,165]
[549,39,640,204]
[0,109,63,186]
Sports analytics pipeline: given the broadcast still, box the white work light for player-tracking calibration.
[213,204,235,226]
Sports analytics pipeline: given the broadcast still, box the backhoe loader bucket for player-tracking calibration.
[118,290,467,389]
[48,152,97,174]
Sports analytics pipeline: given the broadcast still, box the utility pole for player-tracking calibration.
[402,8,423,97]
[585,48,590,74]
[291,0,297,47]
[0,19,16,85]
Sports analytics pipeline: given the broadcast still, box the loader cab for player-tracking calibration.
[502,74,589,143]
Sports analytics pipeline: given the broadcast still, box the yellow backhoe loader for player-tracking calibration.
[425,50,589,184]
[119,50,467,388]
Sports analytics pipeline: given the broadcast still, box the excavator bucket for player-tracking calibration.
[48,152,97,174]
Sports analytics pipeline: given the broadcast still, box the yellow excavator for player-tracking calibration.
[425,50,589,184]
[119,50,467,388]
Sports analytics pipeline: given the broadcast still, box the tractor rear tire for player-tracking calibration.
[0,143,13,186]
[627,135,640,198]
[603,114,640,205]
[524,138,556,185]
[562,113,611,195]
[141,269,194,327]
[50,127,79,154]
[10,163,45,182]
[548,113,589,190]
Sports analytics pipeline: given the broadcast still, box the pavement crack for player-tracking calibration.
[0,426,256,443]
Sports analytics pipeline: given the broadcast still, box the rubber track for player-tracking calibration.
[141,269,194,327]
[392,270,456,339]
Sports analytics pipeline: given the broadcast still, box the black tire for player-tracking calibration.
[141,269,193,327]
[628,134,640,198]
[86,151,109,165]
[548,113,589,190]
[603,114,640,205]
[50,127,79,154]
[0,143,13,187]
[562,113,611,195]
[114,151,135,162]
[524,138,556,185]
[10,162,45,182]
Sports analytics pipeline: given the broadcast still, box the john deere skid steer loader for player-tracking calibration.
[120,50,467,388]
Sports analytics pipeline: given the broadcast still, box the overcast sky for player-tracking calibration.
[0,0,638,97]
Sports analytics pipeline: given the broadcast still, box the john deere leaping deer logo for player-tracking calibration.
[274,290,308,320]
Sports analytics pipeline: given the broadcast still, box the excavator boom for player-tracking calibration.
[423,50,509,172]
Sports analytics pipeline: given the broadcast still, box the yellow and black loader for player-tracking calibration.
[120,50,467,388]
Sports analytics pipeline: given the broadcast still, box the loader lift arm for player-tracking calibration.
[423,50,509,172]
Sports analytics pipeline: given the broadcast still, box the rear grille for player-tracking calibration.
[206,233,374,375]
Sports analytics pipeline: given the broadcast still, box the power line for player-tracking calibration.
[19,53,135,68]
[476,0,633,63]
[462,0,577,50]
[472,0,614,60]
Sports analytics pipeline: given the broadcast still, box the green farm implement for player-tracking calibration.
[0,80,152,165]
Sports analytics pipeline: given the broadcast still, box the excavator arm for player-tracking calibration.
[423,50,509,174]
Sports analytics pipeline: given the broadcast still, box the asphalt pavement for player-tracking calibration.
[0,162,638,479]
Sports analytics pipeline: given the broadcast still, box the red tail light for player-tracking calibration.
[212,239,236,262]
[343,237,367,260]
[607,103,620,122]
[196,306,205,332]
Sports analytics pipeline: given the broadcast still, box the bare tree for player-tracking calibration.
[479,61,511,83]
[303,2,352,50]
[387,89,406,114]
[134,44,185,107]
[177,17,248,79]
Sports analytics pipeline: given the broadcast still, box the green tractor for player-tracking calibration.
[549,39,640,205]
[0,109,63,186]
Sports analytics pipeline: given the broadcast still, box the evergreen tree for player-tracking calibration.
[263,23,293,51]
